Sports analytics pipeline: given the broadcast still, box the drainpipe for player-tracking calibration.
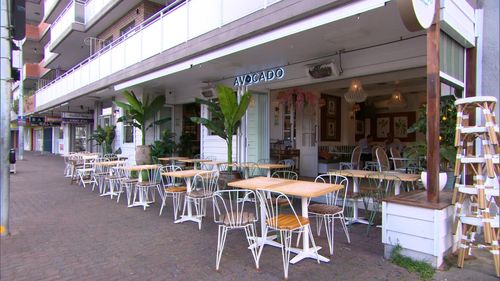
[18,40,24,160]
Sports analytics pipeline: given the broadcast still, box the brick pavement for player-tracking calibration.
[0,151,497,280]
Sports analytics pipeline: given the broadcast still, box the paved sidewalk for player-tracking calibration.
[1,152,497,280]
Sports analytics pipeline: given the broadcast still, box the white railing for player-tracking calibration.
[43,0,60,20]
[36,0,282,108]
[50,1,85,46]
[85,0,114,23]
[44,42,58,64]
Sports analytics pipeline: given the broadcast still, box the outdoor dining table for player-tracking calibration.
[121,164,161,209]
[177,158,211,169]
[94,161,126,198]
[228,176,342,264]
[157,156,189,166]
[236,163,290,178]
[329,169,420,224]
[161,169,212,224]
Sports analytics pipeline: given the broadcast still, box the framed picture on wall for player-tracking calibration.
[356,120,364,135]
[376,117,390,138]
[393,116,409,138]
[321,94,341,141]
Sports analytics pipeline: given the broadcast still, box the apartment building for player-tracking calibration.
[14,0,497,178]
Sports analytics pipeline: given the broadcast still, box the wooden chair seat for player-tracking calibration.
[219,212,256,226]
[308,204,342,215]
[187,190,213,198]
[266,214,309,230]
[164,186,187,193]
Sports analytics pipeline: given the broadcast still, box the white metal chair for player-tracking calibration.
[132,167,161,211]
[256,190,319,280]
[307,174,351,256]
[182,170,219,230]
[376,147,391,171]
[117,166,139,206]
[339,146,361,170]
[212,189,259,271]
[271,170,298,180]
[278,159,296,171]
[158,165,187,220]
[76,157,97,189]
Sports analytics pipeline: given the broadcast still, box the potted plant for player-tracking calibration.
[150,130,177,163]
[191,85,251,183]
[113,90,169,164]
[406,95,457,190]
[88,125,116,156]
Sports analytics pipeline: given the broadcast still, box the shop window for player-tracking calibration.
[124,124,134,143]
[156,106,173,140]
[440,33,465,82]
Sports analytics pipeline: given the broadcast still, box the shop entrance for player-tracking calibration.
[43,128,52,152]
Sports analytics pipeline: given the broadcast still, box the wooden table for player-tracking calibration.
[122,164,160,172]
[161,169,212,224]
[158,156,189,166]
[329,169,420,224]
[94,161,125,198]
[229,177,342,264]
[237,163,290,178]
[178,159,211,169]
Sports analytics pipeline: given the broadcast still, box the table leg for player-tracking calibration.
[346,177,369,225]
[394,180,402,195]
[289,197,329,264]
[175,177,201,224]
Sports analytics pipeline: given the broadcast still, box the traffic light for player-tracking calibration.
[11,0,26,40]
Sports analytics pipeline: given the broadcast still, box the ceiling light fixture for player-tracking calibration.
[344,79,367,104]
[387,89,407,109]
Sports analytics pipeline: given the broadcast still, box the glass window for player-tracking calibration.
[156,106,173,139]
[440,33,465,82]
[124,124,134,143]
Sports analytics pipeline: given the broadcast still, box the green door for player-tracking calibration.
[43,128,52,152]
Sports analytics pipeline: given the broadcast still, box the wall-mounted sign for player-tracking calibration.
[233,67,285,87]
[17,116,26,126]
[61,112,93,119]
[397,0,435,32]
[62,118,92,124]
[29,116,62,127]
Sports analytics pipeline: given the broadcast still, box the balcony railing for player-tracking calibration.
[35,0,282,108]
[85,0,114,24]
[50,1,85,47]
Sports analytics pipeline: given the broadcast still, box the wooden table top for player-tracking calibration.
[236,163,290,169]
[330,169,420,182]
[94,160,125,167]
[122,164,160,171]
[162,169,212,178]
[178,159,212,163]
[157,157,189,161]
[228,177,342,198]
[203,161,227,165]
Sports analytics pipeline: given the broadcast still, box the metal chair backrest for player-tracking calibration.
[257,159,272,164]
[255,190,303,230]
[390,147,404,170]
[192,170,219,194]
[350,146,361,169]
[278,159,295,171]
[213,189,257,227]
[159,165,183,187]
[271,170,298,180]
[314,174,348,210]
[376,147,390,171]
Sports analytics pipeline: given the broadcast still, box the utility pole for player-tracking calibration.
[0,0,12,236]
[18,40,24,160]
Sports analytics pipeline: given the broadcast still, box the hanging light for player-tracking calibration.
[387,89,407,109]
[344,79,367,104]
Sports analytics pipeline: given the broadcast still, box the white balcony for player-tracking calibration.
[43,0,60,22]
[50,1,85,49]
[43,42,58,67]
[84,0,115,24]
[35,0,282,109]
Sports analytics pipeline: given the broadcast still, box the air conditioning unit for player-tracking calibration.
[306,61,340,79]
[200,87,216,98]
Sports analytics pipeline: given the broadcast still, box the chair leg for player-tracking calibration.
[339,214,351,244]
[316,215,323,236]
[172,193,182,221]
[307,226,320,264]
[215,225,228,271]
[244,224,260,270]
[323,216,334,256]
[280,230,293,280]
[159,195,167,216]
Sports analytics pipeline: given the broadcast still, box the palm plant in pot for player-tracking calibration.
[191,85,251,186]
[406,95,457,190]
[113,90,168,164]
[88,125,116,156]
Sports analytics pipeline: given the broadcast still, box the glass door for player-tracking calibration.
[246,92,269,163]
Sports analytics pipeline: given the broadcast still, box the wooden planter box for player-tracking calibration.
[382,191,454,268]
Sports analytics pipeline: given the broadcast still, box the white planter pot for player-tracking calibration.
[420,171,447,191]
[135,145,151,164]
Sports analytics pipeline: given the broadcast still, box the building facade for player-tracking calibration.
[12,0,497,177]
